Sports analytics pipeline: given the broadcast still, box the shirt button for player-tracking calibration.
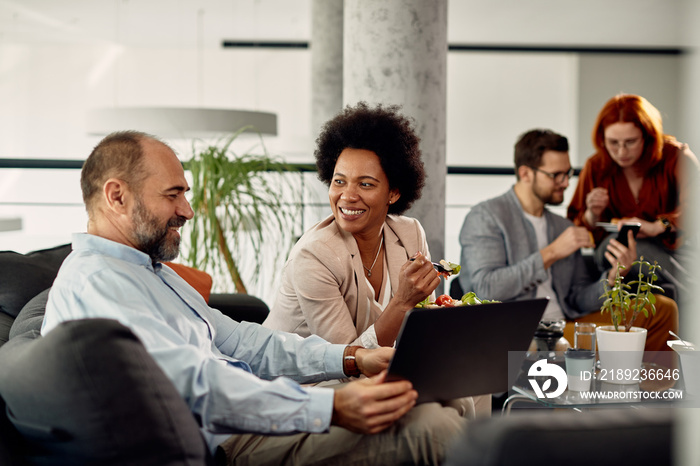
[314,418,322,427]
[271,424,278,431]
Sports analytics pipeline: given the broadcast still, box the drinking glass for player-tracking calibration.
[565,348,595,391]
[574,322,596,353]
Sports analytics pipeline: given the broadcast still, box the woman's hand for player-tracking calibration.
[619,216,664,239]
[584,187,609,226]
[392,252,440,310]
[605,230,638,285]
[372,253,439,346]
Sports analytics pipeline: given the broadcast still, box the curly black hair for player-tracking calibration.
[315,102,426,215]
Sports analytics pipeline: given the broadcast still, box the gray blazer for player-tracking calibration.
[458,187,605,319]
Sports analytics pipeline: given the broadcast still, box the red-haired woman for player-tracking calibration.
[567,94,699,288]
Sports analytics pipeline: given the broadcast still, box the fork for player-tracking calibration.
[409,258,450,274]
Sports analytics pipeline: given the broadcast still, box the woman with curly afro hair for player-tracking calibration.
[264,102,445,349]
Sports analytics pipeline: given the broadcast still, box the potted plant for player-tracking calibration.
[596,257,664,384]
[181,127,303,294]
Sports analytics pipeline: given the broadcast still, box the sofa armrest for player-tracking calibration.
[0,318,211,465]
[208,293,270,324]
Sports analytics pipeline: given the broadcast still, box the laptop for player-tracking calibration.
[386,298,548,403]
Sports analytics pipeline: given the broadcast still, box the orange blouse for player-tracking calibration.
[567,140,697,250]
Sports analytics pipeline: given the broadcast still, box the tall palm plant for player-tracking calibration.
[182,127,302,294]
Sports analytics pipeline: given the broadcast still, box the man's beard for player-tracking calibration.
[132,199,186,263]
[532,179,565,206]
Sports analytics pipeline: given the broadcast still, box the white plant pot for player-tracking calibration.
[596,325,647,385]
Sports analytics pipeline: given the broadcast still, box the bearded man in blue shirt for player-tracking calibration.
[41,130,466,465]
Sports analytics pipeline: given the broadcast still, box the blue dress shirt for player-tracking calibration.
[42,233,346,450]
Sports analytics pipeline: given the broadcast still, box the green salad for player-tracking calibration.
[415,291,501,308]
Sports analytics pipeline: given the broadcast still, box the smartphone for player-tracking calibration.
[616,222,641,247]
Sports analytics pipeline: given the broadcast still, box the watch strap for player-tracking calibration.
[343,345,362,377]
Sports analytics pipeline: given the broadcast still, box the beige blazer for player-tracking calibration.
[263,214,431,345]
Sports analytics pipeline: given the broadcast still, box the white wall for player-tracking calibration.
[447,51,579,167]
[448,0,681,47]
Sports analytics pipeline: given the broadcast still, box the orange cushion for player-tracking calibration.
[164,262,213,303]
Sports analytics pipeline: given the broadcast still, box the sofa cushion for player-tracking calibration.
[165,262,213,302]
[0,244,71,319]
[0,318,209,465]
[0,312,13,348]
[9,288,50,341]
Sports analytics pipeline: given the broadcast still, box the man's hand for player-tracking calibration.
[584,187,609,226]
[332,371,417,434]
[541,226,594,269]
[355,347,394,377]
[605,231,638,285]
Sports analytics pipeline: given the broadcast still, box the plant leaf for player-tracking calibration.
[182,130,306,293]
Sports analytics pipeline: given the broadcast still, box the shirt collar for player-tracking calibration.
[71,233,156,271]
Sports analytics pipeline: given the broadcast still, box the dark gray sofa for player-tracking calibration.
[0,244,270,465]
[445,407,674,465]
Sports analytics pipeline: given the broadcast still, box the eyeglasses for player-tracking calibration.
[605,137,643,152]
[530,167,574,184]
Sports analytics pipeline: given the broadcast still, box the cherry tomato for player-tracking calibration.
[434,294,455,307]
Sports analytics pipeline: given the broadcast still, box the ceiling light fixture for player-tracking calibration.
[86,107,277,138]
[0,217,22,232]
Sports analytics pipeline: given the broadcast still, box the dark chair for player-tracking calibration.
[209,293,269,324]
[445,408,674,465]
[449,278,464,300]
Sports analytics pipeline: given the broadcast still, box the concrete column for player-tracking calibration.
[311,0,344,136]
[343,0,448,271]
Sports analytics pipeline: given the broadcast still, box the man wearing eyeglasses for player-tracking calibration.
[457,129,677,353]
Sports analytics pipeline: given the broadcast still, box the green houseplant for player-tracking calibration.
[182,127,302,294]
[596,257,664,384]
[600,257,664,332]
